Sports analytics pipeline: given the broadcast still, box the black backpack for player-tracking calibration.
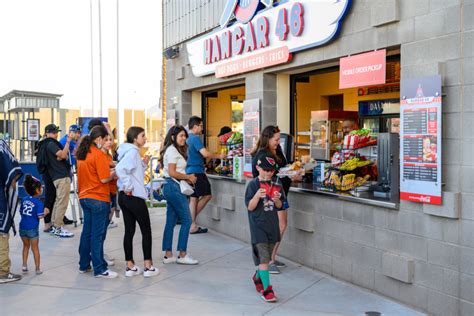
[35,139,50,174]
[35,138,66,175]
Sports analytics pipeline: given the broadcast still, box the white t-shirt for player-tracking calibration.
[163,145,187,177]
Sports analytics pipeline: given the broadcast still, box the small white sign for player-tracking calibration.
[27,119,40,141]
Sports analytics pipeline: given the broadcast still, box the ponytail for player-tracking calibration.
[75,125,109,161]
[75,135,92,161]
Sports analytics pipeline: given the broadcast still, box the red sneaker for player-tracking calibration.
[261,285,277,302]
[252,272,264,293]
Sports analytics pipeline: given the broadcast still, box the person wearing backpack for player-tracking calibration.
[36,124,74,238]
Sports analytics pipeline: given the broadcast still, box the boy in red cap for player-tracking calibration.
[244,151,284,302]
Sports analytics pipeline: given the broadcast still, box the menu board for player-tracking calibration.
[243,99,260,177]
[400,75,442,205]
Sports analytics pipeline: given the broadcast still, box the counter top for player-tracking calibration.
[289,183,399,209]
[205,172,399,210]
[206,173,247,184]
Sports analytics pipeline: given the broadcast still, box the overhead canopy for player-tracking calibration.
[1,90,62,112]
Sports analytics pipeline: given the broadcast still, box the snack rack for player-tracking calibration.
[320,133,378,194]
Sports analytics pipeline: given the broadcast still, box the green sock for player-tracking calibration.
[255,269,260,279]
[258,269,270,290]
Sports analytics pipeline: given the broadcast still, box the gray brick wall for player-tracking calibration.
[166,0,474,314]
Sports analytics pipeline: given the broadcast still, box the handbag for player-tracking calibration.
[173,178,194,196]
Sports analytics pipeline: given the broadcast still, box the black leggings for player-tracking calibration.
[42,173,56,224]
[118,192,152,262]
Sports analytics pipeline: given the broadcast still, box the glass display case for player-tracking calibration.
[310,110,358,160]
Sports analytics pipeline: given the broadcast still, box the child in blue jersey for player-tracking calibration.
[19,174,48,275]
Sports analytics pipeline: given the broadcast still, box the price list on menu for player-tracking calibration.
[400,75,442,205]
[403,109,427,134]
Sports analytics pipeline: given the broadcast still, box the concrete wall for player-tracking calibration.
[165,1,474,314]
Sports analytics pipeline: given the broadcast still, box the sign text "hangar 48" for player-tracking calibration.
[204,2,304,65]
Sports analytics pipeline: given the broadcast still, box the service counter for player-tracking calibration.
[206,172,398,210]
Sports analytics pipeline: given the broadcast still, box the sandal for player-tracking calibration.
[190,227,208,234]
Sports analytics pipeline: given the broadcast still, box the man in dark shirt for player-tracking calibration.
[43,124,74,238]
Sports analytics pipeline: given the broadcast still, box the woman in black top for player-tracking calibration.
[251,125,293,274]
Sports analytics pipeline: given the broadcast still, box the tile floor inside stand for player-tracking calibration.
[0,206,427,316]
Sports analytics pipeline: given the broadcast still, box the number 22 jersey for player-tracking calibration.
[19,196,44,230]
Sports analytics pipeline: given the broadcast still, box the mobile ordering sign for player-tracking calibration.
[186,0,352,78]
[400,75,442,205]
[339,49,386,89]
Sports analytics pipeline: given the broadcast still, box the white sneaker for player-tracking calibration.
[162,256,177,264]
[143,266,159,278]
[95,269,118,279]
[176,255,199,265]
[108,221,118,229]
[54,227,74,238]
[125,266,142,277]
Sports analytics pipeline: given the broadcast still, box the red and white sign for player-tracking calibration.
[216,46,291,78]
[187,0,352,78]
[400,75,442,205]
[339,49,386,89]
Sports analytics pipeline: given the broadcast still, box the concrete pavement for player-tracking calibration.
[0,206,427,315]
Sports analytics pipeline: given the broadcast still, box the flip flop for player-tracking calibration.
[190,227,208,234]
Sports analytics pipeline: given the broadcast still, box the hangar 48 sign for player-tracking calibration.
[187,0,352,78]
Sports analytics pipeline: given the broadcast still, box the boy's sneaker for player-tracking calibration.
[176,255,199,265]
[261,285,278,303]
[268,263,280,274]
[252,272,264,293]
[125,266,142,277]
[95,269,118,279]
[0,273,22,284]
[108,221,118,229]
[273,260,286,268]
[162,256,177,264]
[79,267,92,274]
[143,266,159,278]
[54,227,74,238]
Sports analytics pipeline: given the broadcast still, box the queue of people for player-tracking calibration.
[1,117,296,303]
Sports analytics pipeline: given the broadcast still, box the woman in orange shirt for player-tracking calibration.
[75,125,118,279]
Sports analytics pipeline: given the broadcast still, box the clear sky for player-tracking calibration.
[0,0,162,114]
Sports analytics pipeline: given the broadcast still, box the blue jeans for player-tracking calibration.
[162,179,192,252]
[79,198,110,275]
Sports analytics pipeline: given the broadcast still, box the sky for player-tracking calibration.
[0,0,162,115]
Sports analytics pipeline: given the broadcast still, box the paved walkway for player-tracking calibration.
[1,207,426,315]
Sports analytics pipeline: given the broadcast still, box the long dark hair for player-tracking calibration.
[159,125,188,167]
[126,126,145,144]
[251,125,281,156]
[75,125,109,160]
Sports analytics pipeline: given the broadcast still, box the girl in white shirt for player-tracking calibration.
[159,125,198,265]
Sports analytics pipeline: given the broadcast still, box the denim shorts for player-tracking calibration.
[19,228,39,240]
